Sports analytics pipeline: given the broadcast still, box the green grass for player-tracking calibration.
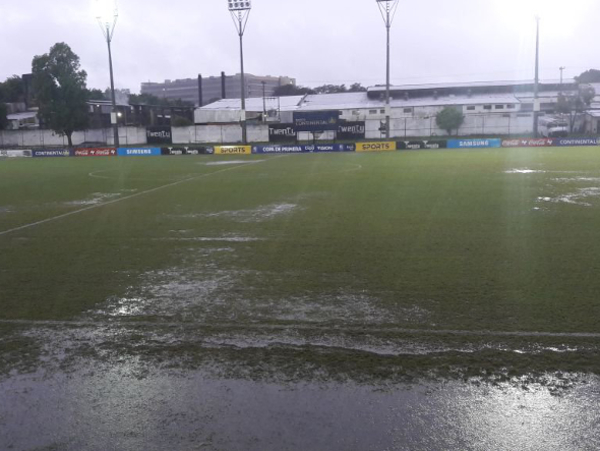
[1,148,600,336]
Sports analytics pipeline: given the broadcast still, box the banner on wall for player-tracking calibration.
[252,144,355,154]
[447,139,501,149]
[74,148,117,157]
[397,140,447,150]
[32,149,71,157]
[215,145,252,155]
[146,127,173,145]
[356,141,396,152]
[0,150,32,158]
[502,139,554,147]
[337,122,366,140]
[269,124,297,142]
[117,148,162,157]
[554,137,599,146]
[293,111,340,131]
[161,146,214,155]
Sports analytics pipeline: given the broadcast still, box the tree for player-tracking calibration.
[436,107,465,135]
[87,88,106,101]
[273,84,315,97]
[557,85,596,132]
[32,43,89,147]
[0,76,25,103]
[349,83,367,92]
[0,103,8,130]
[575,69,600,84]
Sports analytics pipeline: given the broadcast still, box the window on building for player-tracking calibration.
[521,103,534,112]
[483,105,492,110]
[403,108,413,114]
[507,104,515,109]
[495,105,505,110]
[369,110,378,114]
[380,109,385,114]
[466,106,476,111]
[517,113,532,118]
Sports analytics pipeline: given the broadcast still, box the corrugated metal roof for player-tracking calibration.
[200,96,304,112]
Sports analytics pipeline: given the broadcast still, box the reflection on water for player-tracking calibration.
[0,365,599,451]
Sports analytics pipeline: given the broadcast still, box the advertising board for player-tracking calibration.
[32,149,72,157]
[74,148,117,157]
[356,142,396,152]
[337,122,366,140]
[0,150,32,158]
[161,147,214,155]
[397,140,447,150]
[268,124,297,142]
[215,146,252,155]
[293,111,340,132]
[447,139,502,149]
[146,127,173,145]
[117,148,162,157]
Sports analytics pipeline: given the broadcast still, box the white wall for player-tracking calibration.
[0,127,147,147]
[172,124,268,144]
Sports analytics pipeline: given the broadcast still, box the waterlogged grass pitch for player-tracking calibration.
[1,148,600,336]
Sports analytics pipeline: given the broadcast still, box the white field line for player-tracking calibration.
[0,158,279,237]
[0,319,599,339]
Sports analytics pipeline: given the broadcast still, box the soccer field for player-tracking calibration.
[2,148,600,380]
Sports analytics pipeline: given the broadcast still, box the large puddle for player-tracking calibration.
[0,363,599,451]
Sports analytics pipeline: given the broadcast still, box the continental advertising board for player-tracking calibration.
[554,137,599,146]
[32,149,72,157]
[117,148,162,157]
[447,139,501,149]
[356,141,397,152]
[214,145,252,155]
[293,111,340,132]
[73,148,117,157]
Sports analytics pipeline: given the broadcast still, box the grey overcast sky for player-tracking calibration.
[1,0,598,92]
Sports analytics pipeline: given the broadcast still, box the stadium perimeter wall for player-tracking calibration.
[3,138,600,160]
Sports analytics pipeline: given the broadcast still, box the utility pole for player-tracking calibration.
[533,16,541,138]
[262,81,267,121]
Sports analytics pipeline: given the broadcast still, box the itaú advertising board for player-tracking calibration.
[356,141,397,152]
[214,146,252,155]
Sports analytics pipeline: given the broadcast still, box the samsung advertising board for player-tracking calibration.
[117,148,162,157]
[447,139,501,149]
[293,111,340,132]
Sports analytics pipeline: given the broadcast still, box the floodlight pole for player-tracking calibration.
[533,16,540,138]
[98,11,120,147]
[377,0,399,140]
[229,5,251,144]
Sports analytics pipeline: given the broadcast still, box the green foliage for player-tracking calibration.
[86,88,106,101]
[171,115,193,127]
[274,82,367,97]
[556,85,596,132]
[0,76,25,103]
[273,84,315,97]
[0,103,8,130]
[575,69,600,84]
[32,43,89,146]
[436,107,465,135]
